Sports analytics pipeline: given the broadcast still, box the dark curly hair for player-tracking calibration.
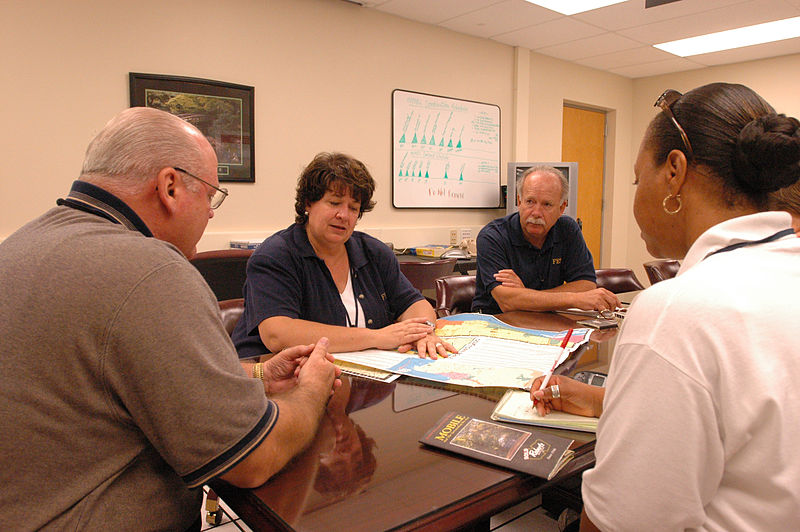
[294,152,377,224]
[648,82,800,210]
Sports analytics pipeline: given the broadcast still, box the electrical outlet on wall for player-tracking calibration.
[459,228,472,242]
[450,230,458,246]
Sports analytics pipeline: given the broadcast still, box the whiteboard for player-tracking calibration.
[392,89,501,208]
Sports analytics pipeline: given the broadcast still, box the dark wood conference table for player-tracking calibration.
[210,312,618,531]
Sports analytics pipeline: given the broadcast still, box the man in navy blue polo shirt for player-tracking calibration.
[472,165,619,314]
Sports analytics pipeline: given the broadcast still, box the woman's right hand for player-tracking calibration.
[529,375,604,418]
[374,317,433,350]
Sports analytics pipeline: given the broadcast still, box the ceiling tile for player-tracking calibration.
[370,0,501,25]
[491,16,606,49]
[535,32,642,61]
[572,45,675,69]
[609,57,705,78]
[439,0,562,38]
[358,0,800,77]
[574,0,754,31]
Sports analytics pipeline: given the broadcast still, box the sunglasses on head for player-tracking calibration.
[654,89,694,161]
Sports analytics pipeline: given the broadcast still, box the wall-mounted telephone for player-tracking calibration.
[441,239,477,259]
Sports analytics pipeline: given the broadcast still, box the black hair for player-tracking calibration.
[649,82,800,209]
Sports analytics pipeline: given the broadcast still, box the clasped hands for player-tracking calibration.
[262,337,342,395]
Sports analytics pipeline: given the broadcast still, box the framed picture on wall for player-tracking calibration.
[129,73,255,183]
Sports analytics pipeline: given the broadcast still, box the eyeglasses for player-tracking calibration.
[654,89,694,161]
[173,167,228,209]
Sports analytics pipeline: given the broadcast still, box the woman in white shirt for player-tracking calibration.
[532,82,800,531]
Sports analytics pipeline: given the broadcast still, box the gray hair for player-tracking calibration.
[516,165,569,204]
[80,107,206,192]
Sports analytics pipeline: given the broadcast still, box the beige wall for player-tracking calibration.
[628,53,800,282]
[2,0,797,277]
[1,0,634,262]
[1,0,515,249]
[524,53,634,269]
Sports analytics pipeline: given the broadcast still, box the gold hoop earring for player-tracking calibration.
[662,194,682,215]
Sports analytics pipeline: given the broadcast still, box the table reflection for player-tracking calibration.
[314,376,392,500]
[212,310,620,531]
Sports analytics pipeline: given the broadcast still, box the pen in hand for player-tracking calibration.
[534,328,573,405]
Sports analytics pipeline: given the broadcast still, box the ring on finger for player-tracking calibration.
[549,384,560,399]
[435,342,443,349]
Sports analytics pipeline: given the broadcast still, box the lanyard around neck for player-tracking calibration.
[703,228,795,261]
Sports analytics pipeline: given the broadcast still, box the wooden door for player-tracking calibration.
[561,106,605,268]
[562,106,606,369]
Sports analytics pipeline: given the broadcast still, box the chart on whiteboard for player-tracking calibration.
[392,89,500,208]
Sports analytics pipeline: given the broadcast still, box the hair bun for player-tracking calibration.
[734,114,800,192]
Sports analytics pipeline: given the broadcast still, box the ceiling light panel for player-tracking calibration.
[655,16,800,56]
[525,0,627,16]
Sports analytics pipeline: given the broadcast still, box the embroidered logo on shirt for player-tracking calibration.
[552,258,562,265]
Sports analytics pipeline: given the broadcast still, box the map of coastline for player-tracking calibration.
[436,313,590,348]
[335,313,592,389]
[389,358,536,388]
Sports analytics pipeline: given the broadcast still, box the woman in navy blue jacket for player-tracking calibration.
[233,152,455,360]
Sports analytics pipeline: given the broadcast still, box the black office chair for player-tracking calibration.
[434,275,476,317]
[594,268,645,294]
[643,260,680,285]
[190,249,253,301]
